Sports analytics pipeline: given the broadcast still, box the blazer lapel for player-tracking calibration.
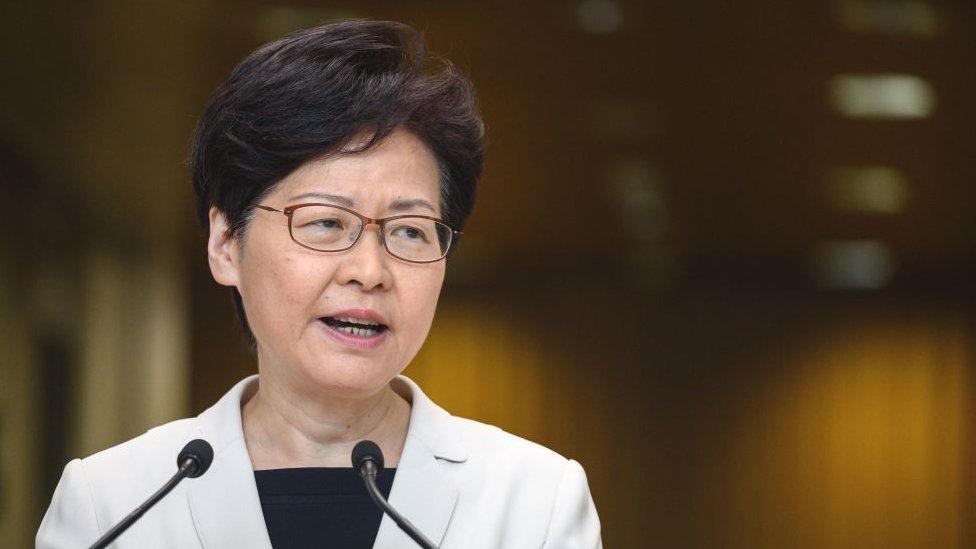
[186,376,273,548]
[372,376,467,548]
[181,374,464,549]
[372,436,458,548]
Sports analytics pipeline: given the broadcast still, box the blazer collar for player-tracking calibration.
[186,375,271,548]
[389,375,467,463]
[186,374,465,548]
[374,375,464,548]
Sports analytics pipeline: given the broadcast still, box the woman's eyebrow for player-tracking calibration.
[389,198,436,213]
[289,191,354,206]
[289,191,435,213]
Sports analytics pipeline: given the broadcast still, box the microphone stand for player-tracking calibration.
[360,460,438,549]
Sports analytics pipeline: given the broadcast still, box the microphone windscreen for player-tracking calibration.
[178,439,214,478]
[351,440,385,473]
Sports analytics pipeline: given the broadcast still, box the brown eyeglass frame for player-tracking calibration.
[253,202,462,264]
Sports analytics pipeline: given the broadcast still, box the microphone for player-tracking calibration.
[88,439,214,549]
[352,440,438,549]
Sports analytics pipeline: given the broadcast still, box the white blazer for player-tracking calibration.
[37,375,603,548]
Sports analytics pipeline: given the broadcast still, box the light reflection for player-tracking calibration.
[607,157,668,241]
[829,74,935,119]
[811,240,896,290]
[606,157,674,289]
[731,312,971,547]
[575,0,623,35]
[836,0,939,37]
[826,166,909,214]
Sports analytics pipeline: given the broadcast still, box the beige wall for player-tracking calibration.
[74,240,191,457]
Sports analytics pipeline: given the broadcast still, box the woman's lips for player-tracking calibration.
[318,318,388,349]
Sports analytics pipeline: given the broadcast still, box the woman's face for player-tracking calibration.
[208,128,446,399]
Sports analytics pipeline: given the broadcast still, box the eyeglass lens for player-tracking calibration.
[289,204,452,262]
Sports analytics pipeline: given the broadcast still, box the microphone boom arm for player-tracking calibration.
[87,458,197,549]
[86,439,214,549]
[361,460,438,549]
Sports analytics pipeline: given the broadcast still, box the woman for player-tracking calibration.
[37,19,602,549]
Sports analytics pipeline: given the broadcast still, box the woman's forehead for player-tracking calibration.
[273,132,441,213]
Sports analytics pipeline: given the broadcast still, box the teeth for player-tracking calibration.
[335,316,381,327]
[335,325,379,337]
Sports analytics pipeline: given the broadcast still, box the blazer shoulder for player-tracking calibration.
[440,415,603,547]
[80,416,201,486]
[38,416,204,545]
[449,415,570,468]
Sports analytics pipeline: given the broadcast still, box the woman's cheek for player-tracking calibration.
[407,270,443,340]
[245,258,310,339]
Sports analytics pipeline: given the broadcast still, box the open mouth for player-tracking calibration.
[320,316,389,338]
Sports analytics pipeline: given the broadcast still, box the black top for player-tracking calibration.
[254,467,397,549]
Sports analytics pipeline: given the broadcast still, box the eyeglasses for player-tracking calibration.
[253,203,461,264]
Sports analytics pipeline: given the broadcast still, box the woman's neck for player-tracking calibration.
[241,369,411,470]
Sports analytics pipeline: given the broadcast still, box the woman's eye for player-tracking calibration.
[393,225,428,241]
[311,218,343,230]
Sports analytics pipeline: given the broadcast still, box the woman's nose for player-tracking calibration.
[333,223,393,291]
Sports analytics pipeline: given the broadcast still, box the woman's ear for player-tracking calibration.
[207,207,241,288]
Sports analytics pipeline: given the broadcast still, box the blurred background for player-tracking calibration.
[2,1,975,547]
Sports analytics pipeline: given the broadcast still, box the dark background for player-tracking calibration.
[2,1,974,547]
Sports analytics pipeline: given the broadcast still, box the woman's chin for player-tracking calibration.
[299,362,395,399]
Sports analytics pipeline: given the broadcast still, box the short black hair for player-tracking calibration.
[189,19,484,345]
